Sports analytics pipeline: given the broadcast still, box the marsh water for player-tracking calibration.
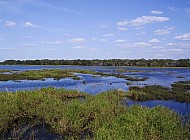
[0,65,190,115]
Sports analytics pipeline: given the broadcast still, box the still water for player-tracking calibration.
[0,65,190,115]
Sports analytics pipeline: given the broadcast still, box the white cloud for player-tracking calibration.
[89,48,99,51]
[152,46,163,49]
[161,49,183,52]
[115,39,126,43]
[134,42,152,47]
[154,29,170,35]
[154,27,174,35]
[22,21,40,28]
[100,25,107,29]
[169,49,183,52]
[68,38,86,43]
[167,6,175,10]
[23,36,33,39]
[5,21,16,27]
[136,31,146,36]
[72,46,85,49]
[167,6,181,11]
[166,42,190,48]
[91,37,97,40]
[0,48,15,50]
[103,34,114,37]
[100,39,106,42]
[166,43,175,46]
[151,10,163,14]
[118,42,151,48]
[149,39,160,43]
[22,43,37,47]
[117,16,169,27]
[41,41,64,45]
[63,33,70,36]
[117,20,128,26]
[185,8,190,15]
[174,33,190,40]
[117,27,128,31]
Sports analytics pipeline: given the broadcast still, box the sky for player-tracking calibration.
[0,0,190,61]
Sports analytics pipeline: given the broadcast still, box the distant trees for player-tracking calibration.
[0,59,190,67]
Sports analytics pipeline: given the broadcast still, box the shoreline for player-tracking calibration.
[0,64,190,68]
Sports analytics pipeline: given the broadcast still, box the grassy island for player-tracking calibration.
[124,81,190,102]
[0,68,148,81]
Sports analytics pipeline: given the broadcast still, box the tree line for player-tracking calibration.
[0,59,190,67]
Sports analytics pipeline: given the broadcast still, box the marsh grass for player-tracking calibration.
[177,75,186,78]
[0,68,148,82]
[0,88,189,139]
[66,69,149,81]
[95,105,189,140]
[0,70,13,73]
[0,69,78,81]
[127,81,190,102]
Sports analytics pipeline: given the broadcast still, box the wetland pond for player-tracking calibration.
[0,65,190,115]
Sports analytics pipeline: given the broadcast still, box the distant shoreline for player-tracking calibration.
[0,59,190,67]
[0,64,190,68]
[0,65,190,68]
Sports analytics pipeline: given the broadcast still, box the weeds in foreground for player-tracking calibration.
[0,88,189,139]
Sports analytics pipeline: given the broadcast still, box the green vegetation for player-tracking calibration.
[94,72,148,81]
[177,75,186,78]
[0,70,12,73]
[172,81,190,92]
[0,69,78,81]
[126,81,190,102]
[0,68,148,82]
[1,58,190,67]
[0,88,189,139]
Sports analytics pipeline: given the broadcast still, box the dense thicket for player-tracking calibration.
[0,59,190,67]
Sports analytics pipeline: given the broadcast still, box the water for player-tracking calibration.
[0,65,190,114]
[125,100,190,116]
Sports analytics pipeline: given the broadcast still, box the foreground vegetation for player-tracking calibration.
[0,88,189,139]
[0,68,148,81]
[126,81,190,102]
[1,58,190,67]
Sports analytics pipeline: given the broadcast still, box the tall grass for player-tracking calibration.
[0,88,189,139]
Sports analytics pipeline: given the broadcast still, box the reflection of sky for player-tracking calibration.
[0,75,128,94]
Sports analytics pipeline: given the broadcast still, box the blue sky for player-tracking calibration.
[0,0,190,61]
